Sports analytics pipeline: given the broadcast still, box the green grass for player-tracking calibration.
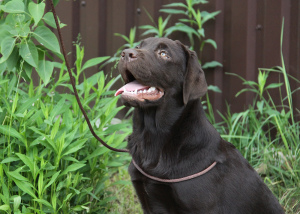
[106,166,142,214]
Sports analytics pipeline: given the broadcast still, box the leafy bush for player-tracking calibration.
[0,0,131,213]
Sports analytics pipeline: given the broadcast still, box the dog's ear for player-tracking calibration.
[176,41,207,105]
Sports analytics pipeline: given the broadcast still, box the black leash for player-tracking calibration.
[47,0,129,153]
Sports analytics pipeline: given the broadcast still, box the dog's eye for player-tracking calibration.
[159,51,169,58]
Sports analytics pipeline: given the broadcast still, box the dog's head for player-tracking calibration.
[115,37,207,107]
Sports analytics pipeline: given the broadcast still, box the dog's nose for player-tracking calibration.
[121,49,138,62]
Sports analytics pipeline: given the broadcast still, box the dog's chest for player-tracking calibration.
[129,164,218,213]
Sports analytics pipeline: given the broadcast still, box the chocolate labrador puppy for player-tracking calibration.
[115,37,284,214]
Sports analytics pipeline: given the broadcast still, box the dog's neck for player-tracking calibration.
[128,98,221,169]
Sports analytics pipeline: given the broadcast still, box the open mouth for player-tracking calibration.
[115,70,164,102]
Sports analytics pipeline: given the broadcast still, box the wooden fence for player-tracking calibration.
[48,0,300,118]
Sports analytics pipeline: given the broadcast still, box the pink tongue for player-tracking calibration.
[115,80,149,96]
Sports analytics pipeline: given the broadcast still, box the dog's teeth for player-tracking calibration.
[148,87,156,92]
[134,89,138,94]
[143,90,147,93]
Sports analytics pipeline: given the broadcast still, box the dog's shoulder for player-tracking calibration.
[216,139,257,174]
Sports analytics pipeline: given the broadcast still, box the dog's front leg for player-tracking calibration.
[132,180,152,213]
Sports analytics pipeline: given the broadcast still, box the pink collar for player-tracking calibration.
[132,159,217,183]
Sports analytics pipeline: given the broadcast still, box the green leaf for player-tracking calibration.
[6,170,28,182]
[201,39,217,50]
[194,9,202,28]
[62,139,87,157]
[23,62,33,81]
[193,0,209,4]
[107,161,124,167]
[37,171,43,196]
[201,11,221,25]
[83,146,108,161]
[1,0,25,13]
[13,196,21,212]
[207,85,222,93]
[0,37,16,63]
[129,27,137,45]
[43,12,67,29]
[15,153,37,178]
[13,13,25,23]
[235,88,257,97]
[159,8,186,15]
[49,98,66,122]
[202,61,223,69]
[1,156,19,164]
[139,25,157,30]
[53,0,60,7]
[33,199,53,208]
[50,116,61,140]
[0,180,9,204]
[257,100,264,114]
[243,80,257,86]
[0,125,25,143]
[58,193,72,210]
[161,15,171,36]
[32,26,61,53]
[62,156,79,162]
[29,126,58,153]
[14,179,37,199]
[44,171,60,191]
[0,205,10,211]
[6,47,19,71]
[265,83,284,90]
[16,95,40,115]
[19,40,39,68]
[198,28,205,37]
[179,18,198,25]
[114,33,130,44]
[81,56,110,71]
[163,2,188,8]
[11,15,31,37]
[0,79,9,85]
[37,60,54,86]
[28,2,45,26]
[140,29,159,37]
[165,23,199,38]
[0,62,7,73]
[0,25,12,42]
[60,163,85,177]
[265,109,280,117]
